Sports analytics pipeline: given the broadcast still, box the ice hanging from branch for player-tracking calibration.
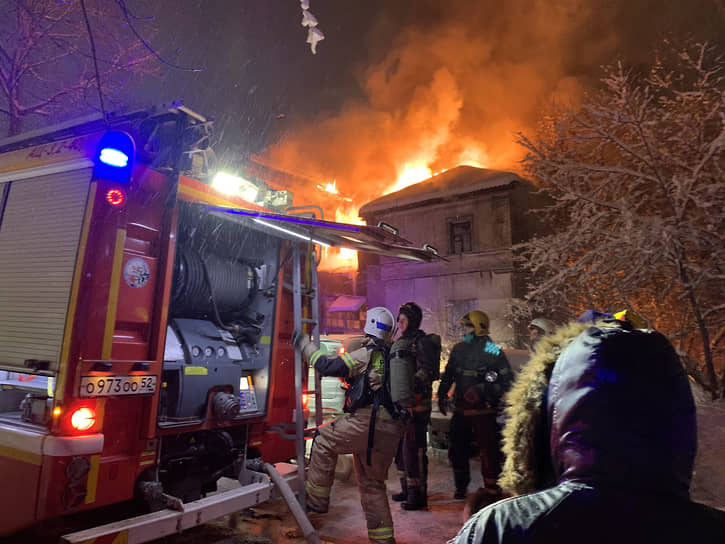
[300,0,325,54]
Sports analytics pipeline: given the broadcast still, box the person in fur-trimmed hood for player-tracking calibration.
[451,314,725,544]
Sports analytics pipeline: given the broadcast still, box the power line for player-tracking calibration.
[79,0,108,125]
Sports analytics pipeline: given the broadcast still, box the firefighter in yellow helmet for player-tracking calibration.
[438,310,513,501]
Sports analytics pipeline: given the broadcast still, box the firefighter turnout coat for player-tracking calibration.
[301,337,404,544]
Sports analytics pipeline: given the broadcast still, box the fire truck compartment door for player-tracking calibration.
[206,206,442,262]
[0,168,92,375]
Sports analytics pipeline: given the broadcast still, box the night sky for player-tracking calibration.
[128,1,725,192]
[5,1,725,201]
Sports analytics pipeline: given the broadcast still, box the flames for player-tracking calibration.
[315,182,362,271]
[315,152,487,272]
[317,180,341,196]
[386,164,432,194]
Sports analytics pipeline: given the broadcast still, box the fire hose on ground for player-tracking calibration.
[247,459,321,544]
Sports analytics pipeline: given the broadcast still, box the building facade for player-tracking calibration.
[358,166,542,348]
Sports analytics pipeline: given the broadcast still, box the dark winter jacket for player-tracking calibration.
[438,335,512,414]
[452,320,725,544]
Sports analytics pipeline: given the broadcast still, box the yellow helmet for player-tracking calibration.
[459,310,489,336]
[613,309,647,329]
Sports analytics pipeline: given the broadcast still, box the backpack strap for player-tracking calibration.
[366,394,379,466]
[366,344,389,466]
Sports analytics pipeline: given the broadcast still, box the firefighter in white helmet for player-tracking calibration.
[295,306,411,544]
[528,317,556,350]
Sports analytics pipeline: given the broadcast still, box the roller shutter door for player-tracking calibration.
[0,168,91,374]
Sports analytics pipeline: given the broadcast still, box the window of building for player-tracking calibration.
[446,298,478,338]
[449,218,473,254]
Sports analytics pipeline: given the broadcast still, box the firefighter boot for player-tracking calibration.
[401,484,426,511]
[391,478,407,502]
[453,470,469,500]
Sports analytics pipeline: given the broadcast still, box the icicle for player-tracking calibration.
[307,27,325,55]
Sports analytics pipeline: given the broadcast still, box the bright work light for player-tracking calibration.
[212,172,259,202]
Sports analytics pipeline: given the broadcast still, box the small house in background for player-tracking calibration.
[358,166,544,348]
[324,295,367,334]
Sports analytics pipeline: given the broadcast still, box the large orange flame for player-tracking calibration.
[318,205,364,271]
[313,147,491,272]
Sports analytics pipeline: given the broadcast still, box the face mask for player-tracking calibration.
[464,332,474,344]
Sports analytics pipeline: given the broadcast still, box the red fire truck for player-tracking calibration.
[0,104,438,542]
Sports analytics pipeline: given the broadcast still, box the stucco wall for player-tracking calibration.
[361,186,517,347]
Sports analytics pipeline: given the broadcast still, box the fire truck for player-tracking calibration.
[0,104,439,542]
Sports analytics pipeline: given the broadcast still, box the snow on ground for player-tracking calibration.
[691,395,725,510]
[162,394,725,543]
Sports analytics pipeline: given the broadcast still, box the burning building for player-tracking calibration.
[358,165,542,347]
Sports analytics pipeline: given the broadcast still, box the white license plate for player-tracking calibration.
[80,375,157,397]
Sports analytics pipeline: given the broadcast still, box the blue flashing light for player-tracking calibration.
[93,130,135,184]
[99,148,129,168]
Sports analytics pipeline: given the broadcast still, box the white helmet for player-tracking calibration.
[364,307,395,340]
[529,317,556,336]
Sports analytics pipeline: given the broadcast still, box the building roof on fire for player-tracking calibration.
[359,166,521,216]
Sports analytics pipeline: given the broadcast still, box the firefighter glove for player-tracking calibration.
[292,330,315,361]
[292,329,303,348]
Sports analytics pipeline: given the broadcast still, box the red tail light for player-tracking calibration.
[302,393,309,409]
[70,407,96,432]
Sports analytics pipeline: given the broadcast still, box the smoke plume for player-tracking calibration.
[258,0,724,215]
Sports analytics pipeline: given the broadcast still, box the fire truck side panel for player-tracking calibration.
[111,167,170,362]
[73,176,129,367]
[0,425,42,535]
[29,162,170,520]
[254,261,297,463]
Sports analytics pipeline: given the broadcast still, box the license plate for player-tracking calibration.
[80,375,157,397]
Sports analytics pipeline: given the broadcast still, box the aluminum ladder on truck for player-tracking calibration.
[290,242,323,513]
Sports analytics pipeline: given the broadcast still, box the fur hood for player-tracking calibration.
[499,318,696,499]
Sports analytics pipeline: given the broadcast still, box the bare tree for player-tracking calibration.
[0,0,156,137]
[516,41,725,398]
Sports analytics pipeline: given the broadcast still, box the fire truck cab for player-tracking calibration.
[0,104,438,541]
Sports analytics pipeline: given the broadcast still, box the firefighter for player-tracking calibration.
[389,302,438,510]
[296,306,408,544]
[528,317,556,350]
[438,310,513,500]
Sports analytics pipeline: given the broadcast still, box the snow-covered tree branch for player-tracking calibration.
[0,0,157,136]
[515,41,725,398]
